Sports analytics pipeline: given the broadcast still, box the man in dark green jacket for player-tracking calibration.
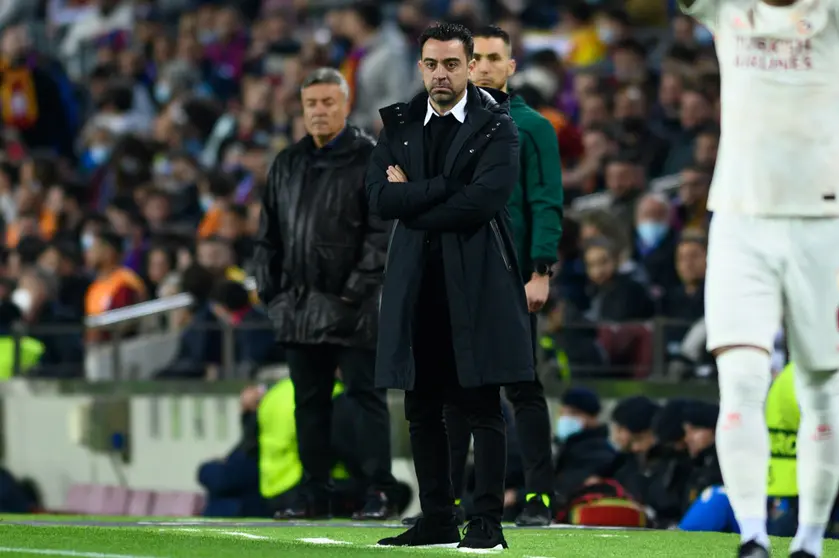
[468,25,563,527]
[402,25,564,529]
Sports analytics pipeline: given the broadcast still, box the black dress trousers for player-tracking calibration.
[404,254,507,524]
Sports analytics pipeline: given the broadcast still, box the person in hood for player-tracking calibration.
[552,388,615,507]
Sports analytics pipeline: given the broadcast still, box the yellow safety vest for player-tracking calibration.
[0,336,44,380]
[767,363,799,497]
[257,378,347,499]
[539,336,571,380]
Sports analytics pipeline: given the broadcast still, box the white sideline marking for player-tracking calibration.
[0,548,167,558]
[298,538,351,545]
[219,531,269,540]
[457,547,503,554]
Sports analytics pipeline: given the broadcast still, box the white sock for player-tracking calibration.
[790,368,839,558]
[715,348,772,549]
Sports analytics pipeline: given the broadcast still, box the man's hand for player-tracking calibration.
[240,385,265,411]
[524,273,550,313]
[386,165,407,183]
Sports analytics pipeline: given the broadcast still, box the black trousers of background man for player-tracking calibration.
[405,256,507,524]
[286,344,395,497]
[445,313,553,502]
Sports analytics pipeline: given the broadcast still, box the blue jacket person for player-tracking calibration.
[366,24,534,551]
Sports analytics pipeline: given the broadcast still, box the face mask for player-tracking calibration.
[198,30,218,45]
[200,195,214,212]
[81,233,95,252]
[11,288,32,315]
[636,221,669,248]
[556,415,584,442]
[154,82,172,104]
[608,438,624,452]
[597,26,616,44]
[694,25,714,45]
[88,145,110,166]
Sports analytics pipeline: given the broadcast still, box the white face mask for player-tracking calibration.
[200,195,214,212]
[11,288,32,315]
[81,233,95,252]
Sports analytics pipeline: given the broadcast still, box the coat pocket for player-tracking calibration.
[489,218,512,271]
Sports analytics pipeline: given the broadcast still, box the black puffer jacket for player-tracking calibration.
[253,126,389,348]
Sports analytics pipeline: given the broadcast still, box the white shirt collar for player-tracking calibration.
[424,92,467,126]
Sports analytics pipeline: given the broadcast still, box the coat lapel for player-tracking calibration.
[444,85,492,176]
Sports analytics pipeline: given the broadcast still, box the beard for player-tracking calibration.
[427,82,462,108]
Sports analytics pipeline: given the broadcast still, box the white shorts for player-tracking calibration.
[705,213,839,370]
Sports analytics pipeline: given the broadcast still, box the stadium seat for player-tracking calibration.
[150,491,204,517]
[63,483,94,514]
[126,490,155,516]
[597,323,654,379]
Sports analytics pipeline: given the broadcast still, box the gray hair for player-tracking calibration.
[300,67,350,100]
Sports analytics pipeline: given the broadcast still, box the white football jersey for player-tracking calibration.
[682,0,839,216]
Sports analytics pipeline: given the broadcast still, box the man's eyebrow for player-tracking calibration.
[422,57,462,64]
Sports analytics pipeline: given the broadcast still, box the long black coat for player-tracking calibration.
[366,83,534,390]
[253,126,389,349]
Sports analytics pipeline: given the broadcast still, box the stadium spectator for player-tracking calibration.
[583,238,654,322]
[632,192,679,292]
[83,229,147,342]
[552,388,615,506]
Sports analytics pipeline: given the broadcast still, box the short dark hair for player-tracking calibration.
[181,264,216,303]
[473,25,510,46]
[696,122,721,139]
[613,38,647,58]
[419,23,473,60]
[348,1,382,30]
[95,229,124,254]
[210,280,251,312]
[679,233,708,252]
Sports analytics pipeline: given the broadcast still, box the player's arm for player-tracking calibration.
[678,0,719,29]
[253,154,285,304]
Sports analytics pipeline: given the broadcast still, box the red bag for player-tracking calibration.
[556,479,648,528]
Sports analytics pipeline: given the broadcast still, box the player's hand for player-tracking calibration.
[525,273,550,313]
[387,165,407,183]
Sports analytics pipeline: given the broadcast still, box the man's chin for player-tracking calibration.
[474,80,497,89]
[430,91,454,103]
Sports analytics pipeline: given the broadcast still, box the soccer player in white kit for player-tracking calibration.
[680,0,839,556]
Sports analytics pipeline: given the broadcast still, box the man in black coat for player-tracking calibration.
[253,67,396,521]
[366,23,533,550]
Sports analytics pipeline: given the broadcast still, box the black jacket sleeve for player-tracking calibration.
[402,115,519,231]
[365,128,460,220]
[341,189,390,303]
[252,155,284,304]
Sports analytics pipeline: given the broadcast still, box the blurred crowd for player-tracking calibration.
[0,0,721,380]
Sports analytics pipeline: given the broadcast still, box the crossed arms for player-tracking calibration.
[365,117,520,231]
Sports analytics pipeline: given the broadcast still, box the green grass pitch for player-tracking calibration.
[1,516,837,557]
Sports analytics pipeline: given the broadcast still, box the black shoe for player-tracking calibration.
[377,517,461,547]
[739,540,769,558]
[515,495,552,527]
[790,552,816,558]
[274,490,331,520]
[352,491,396,521]
[458,517,508,550]
[402,506,466,526]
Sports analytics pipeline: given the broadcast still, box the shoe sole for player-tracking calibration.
[374,543,460,548]
[457,545,506,553]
